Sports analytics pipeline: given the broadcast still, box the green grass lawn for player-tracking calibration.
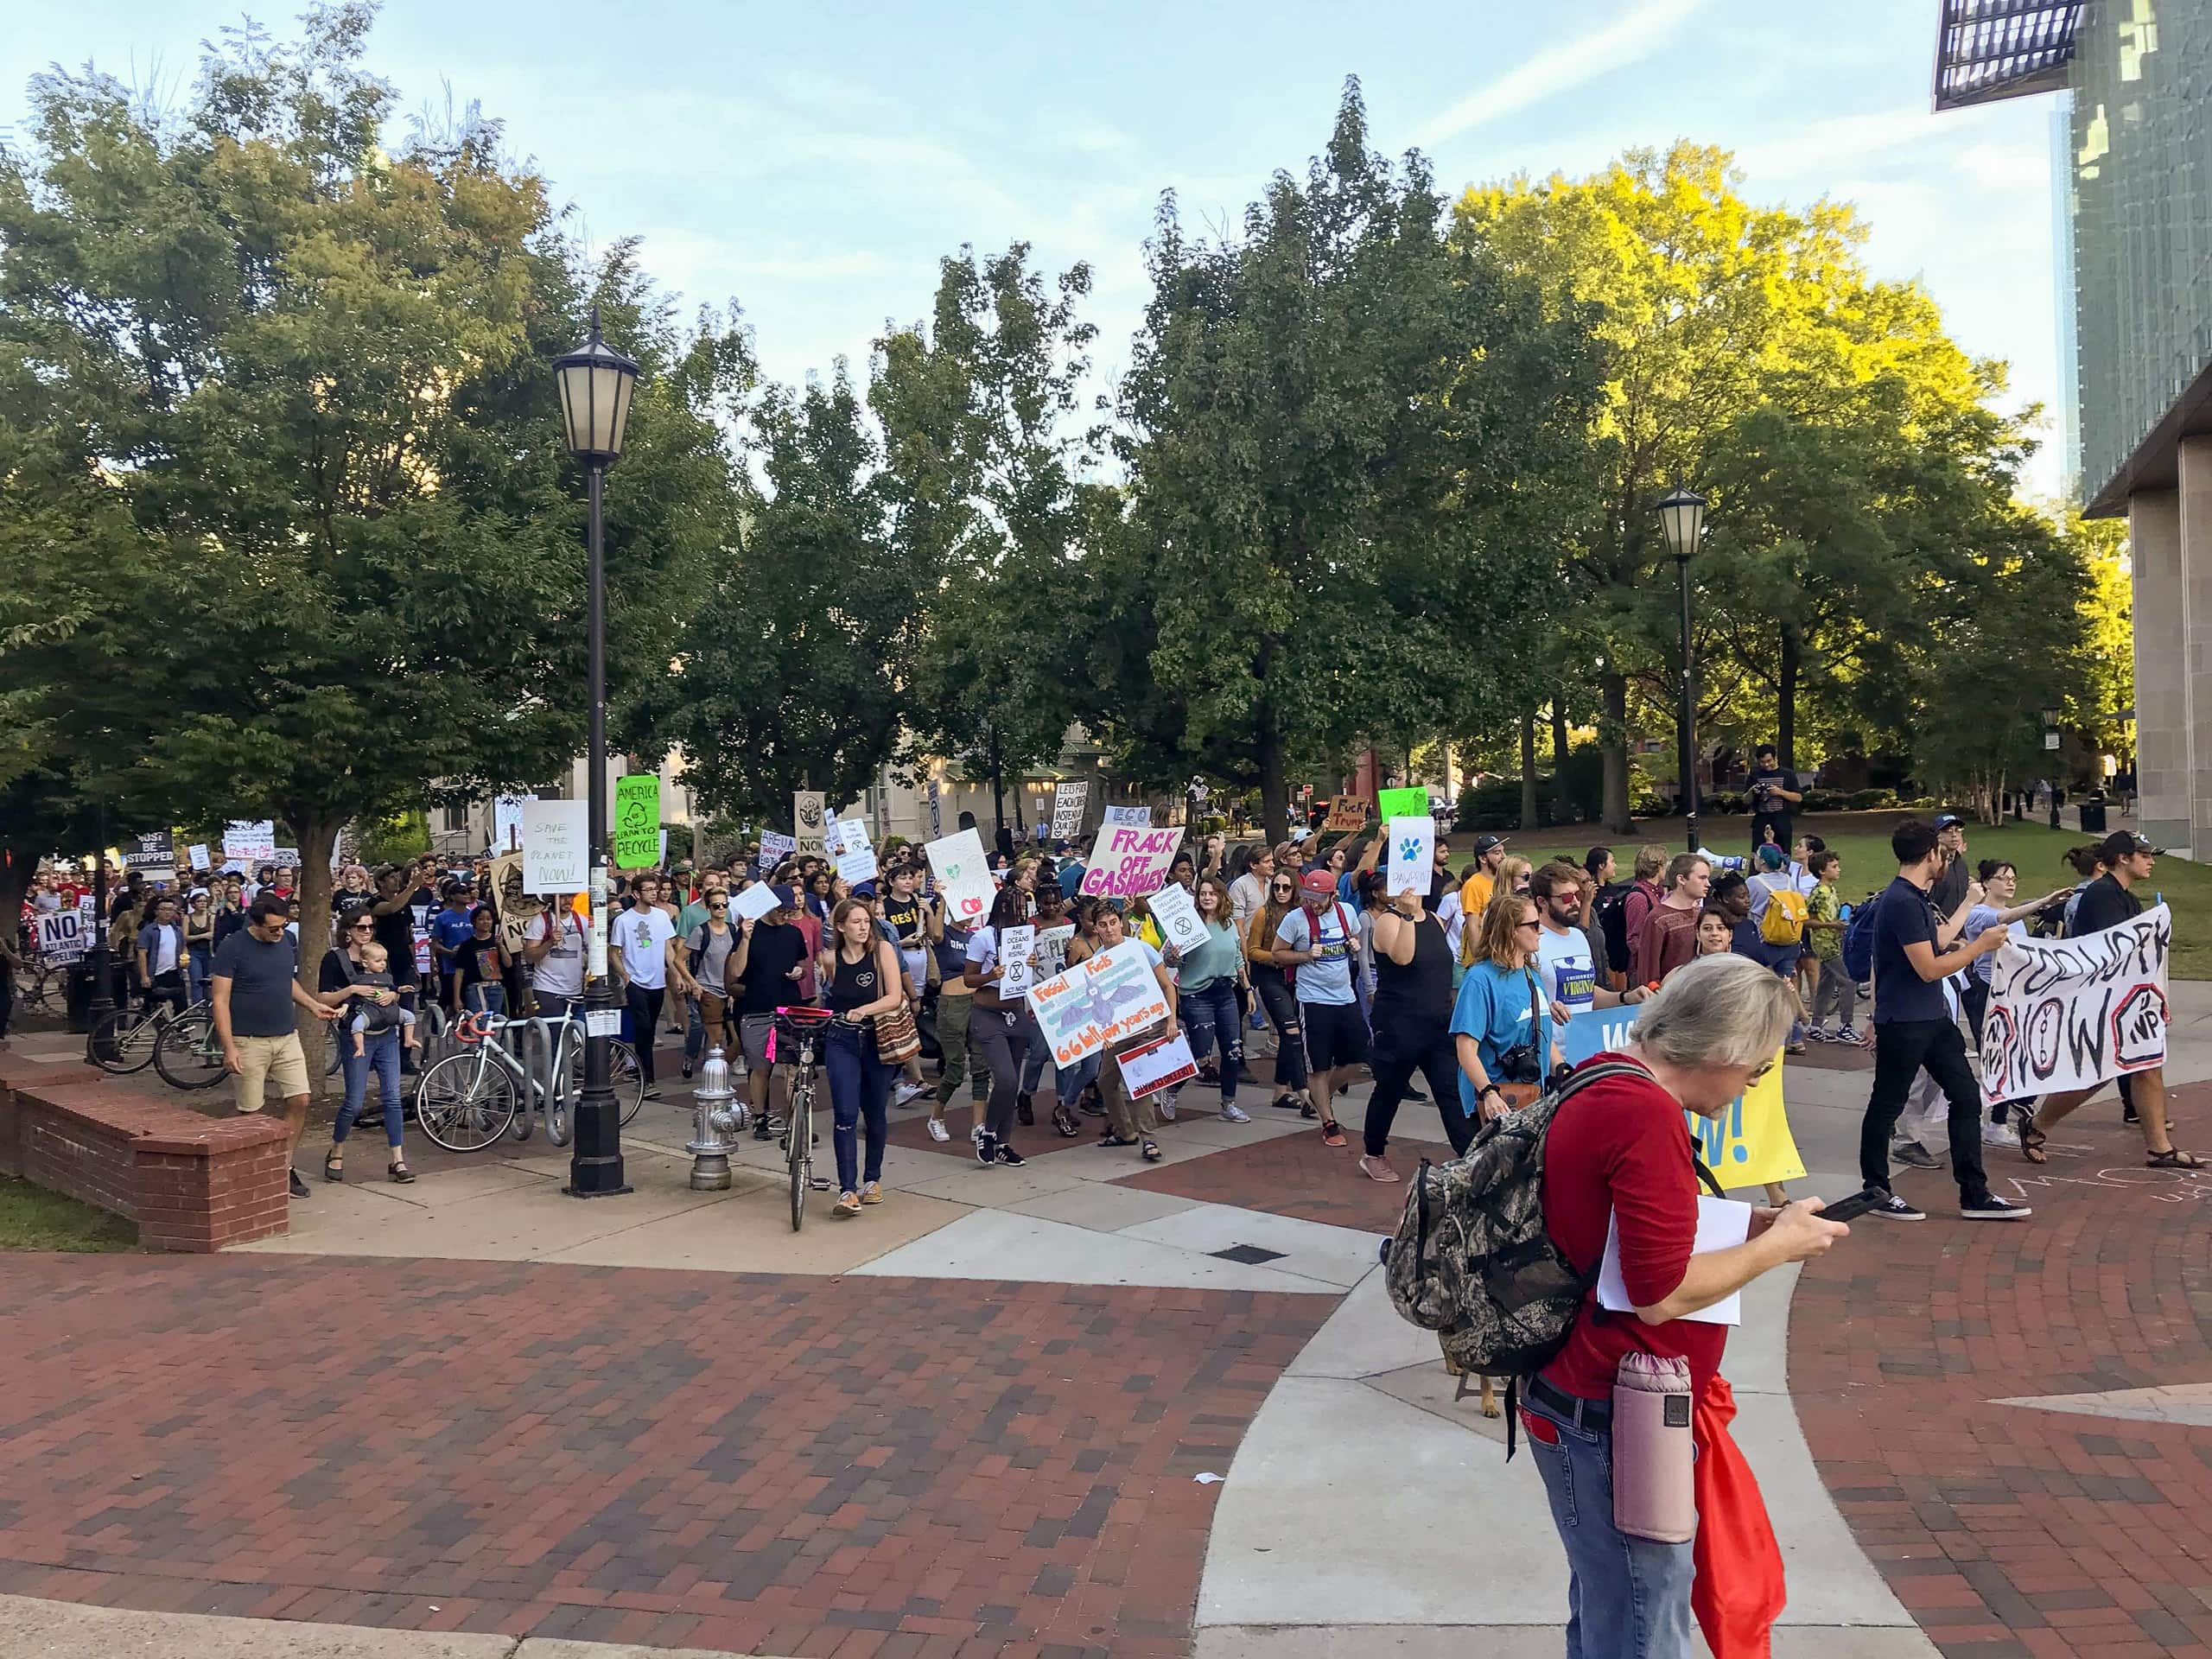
[0,1175,137,1252]
[1458,811,2212,980]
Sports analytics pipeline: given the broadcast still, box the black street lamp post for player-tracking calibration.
[553,308,639,1200]
[2041,705,2062,830]
[1656,481,1708,855]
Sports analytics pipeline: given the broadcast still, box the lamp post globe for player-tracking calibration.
[556,307,639,1200]
[1656,481,1707,854]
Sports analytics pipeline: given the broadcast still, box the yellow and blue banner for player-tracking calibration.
[1560,1007,1804,1191]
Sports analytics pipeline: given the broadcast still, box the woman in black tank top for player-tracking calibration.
[816,898,908,1216]
[1361,873,1474,1179]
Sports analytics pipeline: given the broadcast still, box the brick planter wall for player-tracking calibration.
[0,1062,289,1251]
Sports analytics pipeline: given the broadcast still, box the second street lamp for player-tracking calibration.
[1656,480,1707,855]
[553,306,639,1199]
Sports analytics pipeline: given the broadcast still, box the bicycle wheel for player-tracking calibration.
[152,1014,227,1090]
[788,1072,810,1231]
[22,965,56,1014]
[414,1052,518,1152]
[553,1039,645,1142]
[88,1009,157,1074]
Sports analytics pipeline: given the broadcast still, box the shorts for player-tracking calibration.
[232,1030,309,1110]
[1300,1001,1369,1074]
[738,1013,781,1071]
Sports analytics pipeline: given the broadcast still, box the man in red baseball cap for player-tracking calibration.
[1272,868,1366,1147]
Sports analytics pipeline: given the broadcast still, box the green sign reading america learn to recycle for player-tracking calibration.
[613,773,660,868]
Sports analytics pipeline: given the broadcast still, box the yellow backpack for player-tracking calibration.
[1758,876,1808,946]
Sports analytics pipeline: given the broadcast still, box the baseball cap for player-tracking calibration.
[1472,834,1508,856]
[1933,813,1965,831]
[769,883,797,908]
[1298,870,1335,899]
[1756,844,1786,870]
[2099,830,2161,861]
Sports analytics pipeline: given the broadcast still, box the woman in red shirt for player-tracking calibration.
[1526,953,1846,1658]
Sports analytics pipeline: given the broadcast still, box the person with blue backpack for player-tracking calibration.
[1852,819,2031,1223]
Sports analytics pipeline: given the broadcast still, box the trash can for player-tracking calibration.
[2077,792,2108,835]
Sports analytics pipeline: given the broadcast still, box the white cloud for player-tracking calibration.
[1070,124,1132,153]
[1955,139,2049,190]
[1412,0,1711,149]
[1733,105,1981,181]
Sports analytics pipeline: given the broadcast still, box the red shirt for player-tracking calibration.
[1631,903,1699,988]
[1540,1053,1726,1401]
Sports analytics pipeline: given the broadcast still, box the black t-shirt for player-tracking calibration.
[735,921,809,1016]
[456,932,504,988]
[2070,874,2141,937]
[1872,875,1945,1026]
[370,901,416,976]
[881,893,925,949]
[1748,766,1793,828]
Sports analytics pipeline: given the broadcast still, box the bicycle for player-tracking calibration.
[771,1006,836,1231]
[87,992,194,1074]
[151,1005,228,1090]
[413,1010,643,1154]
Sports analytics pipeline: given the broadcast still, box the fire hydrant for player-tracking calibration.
[687,1045,746,1190]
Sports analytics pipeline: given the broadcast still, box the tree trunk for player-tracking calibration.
[1259,726,1289,845]
[1519,710,1539,831]
[1601,671,1632,833]
[1550,694,1572,823]
[1777,623,1800,772]
[292,814,343,1109]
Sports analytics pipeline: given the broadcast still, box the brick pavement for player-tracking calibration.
[0,1255,1332,1657]
[1790,1082,2212,1659]
[1119,1121,1415,1235]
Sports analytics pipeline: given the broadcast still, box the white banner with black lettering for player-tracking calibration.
[1980,904,2170,1106]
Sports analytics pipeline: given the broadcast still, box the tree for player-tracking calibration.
[1101,81,1601,841]
[2064,511,2133,759]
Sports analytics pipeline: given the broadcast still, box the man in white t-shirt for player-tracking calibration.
[524,899,588,1020]
[609,874,683,1097]
[1531,861,1645,1026]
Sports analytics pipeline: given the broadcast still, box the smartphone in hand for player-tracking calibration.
[1815,1189,1886,1225]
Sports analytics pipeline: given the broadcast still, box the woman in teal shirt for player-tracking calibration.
[1450,892,1565,1127]
[1177,876,1252,1123]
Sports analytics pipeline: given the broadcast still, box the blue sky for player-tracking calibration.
[3,1,2069,496]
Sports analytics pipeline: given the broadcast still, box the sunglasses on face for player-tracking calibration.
[1272,883,1294,894]
[1516,920,1542,932]
[350,922,373,932]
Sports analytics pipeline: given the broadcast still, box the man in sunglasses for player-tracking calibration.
[212,893,341,1200]
[683,888,739,1062]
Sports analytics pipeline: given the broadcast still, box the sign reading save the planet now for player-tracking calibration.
[613,773,660,869]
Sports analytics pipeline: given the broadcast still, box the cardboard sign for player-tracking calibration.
[1980,903,2170,1105]
[1120,1030,1198,1098]
[1560,1007,1804,1189]
[613,774,660,869]
[925,828,996,927]
[1147,881,1208,956]
[1051,780,1090,839]
[997,924,1038,1000]
[1080,825,1185,900]
[1103,804,1152,830]
[926,779,943,839]
[733,883,782,923]
[493,793,536,852]
[35,910,86,965]
[1376,786,1429,822]
[1384,816,1433,896]
[793,791,828,858]
[223,819,276,862]
[1027,939,1171,1065]
[1323,797,1367,833]
[187,842,211,874]
[521,798,588,894]
[830,819,879,885]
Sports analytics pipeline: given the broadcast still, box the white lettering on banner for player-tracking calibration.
[35,911,86,964]
[998,925,1037,1001]
[1147,882,1207,955]
[1980,905,2172,1106]
[1079,826,1185,900]
[1027,939,1171,1066]
[521,798,588,895]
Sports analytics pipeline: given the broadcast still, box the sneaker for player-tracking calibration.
[681,1060,695,1080]
[753,1120,773,1141]
[1015,1090,1035,1126]
[1805,1027,1830,1044]
[1835,1026,1864,1045]
[1865,1190,1926,1221]
[1983,1118,2022,1150]
[1156,1092,1177,1122]
[893,1081,927,1108]
[1402,1084,1427,1103]
[1891,1139,1942,1170]
[925,1116,950,1142]
[1220,1103,1250,1123]
[833,1191,861,1217]
[860,1181,885,1205]
[1961,1193,2032,1221]
[1358,1154,1400,1184]
[641,1085,663,1102]
[1320,1119,1347,1148]
[995,1143,1027,1168]
[287,1168,310,1200]
[976,1130,998,1167]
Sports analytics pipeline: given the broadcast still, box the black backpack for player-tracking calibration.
[1593,880,1636,968]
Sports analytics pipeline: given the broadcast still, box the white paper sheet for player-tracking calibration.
[732,883,782,923]
[1596,1196,1753,1327]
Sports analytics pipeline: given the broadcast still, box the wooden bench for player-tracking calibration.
[0,1059,290,1251]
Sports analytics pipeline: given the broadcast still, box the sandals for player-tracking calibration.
[2019,1122,2050,1165]
[1099,1133,1141,1147]
[1051,1103,1081,1137]
[323,1148,345,1184]
[388,1160,416,1185]
[1141,1139,1162,1162]
[2146,1147,2202,1169]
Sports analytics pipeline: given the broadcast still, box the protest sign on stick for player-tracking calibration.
[793,792,828,857]
[1051,781,1090,839]
[1980,904,2171,1106]
[522,798,588,894]
[925,829,996,926]
[1079,824,1185,899]
[613,774,660,869]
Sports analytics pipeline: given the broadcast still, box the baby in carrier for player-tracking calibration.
[351,942,420,1056]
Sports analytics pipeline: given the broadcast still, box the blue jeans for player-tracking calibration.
[825,1020,891,1194]
[335,1027,405,1151]
[1180,978,1242,1103]
[1524,1393,1697,1659]
[1057,1051,1102,1106]
[187,942,213,1005]
[683,992,706,1062]
[463,981,507,1016]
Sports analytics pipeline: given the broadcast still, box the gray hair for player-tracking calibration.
[1632,954,1796,1069]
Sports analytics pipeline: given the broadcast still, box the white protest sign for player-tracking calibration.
[1036,923,1075,977]
[1384,816,1434,896]
[223,819,276,862]
[1051,780,1090,839]
[732,883,782,923]
[35,910,86,965]
[830,820,879,885]
[925,828,996,927]
[1103,804,1151,830]
[1080,824,1185,900]
[1027,939,1172,1066]
[493,793,536,852]
[1147,881,1208,956]
[521,798,588,894]
[1980,903,2171,1106]
[188,842,211,874]
[998,924,1038,1000]
[759,831,796,870]
[1121,1031,1198,1099]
